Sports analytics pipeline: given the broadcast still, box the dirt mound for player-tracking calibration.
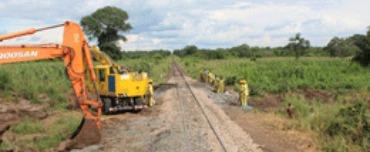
[57,119,101,151]
[0,99,48,119]
[0,99,48,149]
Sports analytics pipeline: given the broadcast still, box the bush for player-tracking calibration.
[281,95,311,119]
[352,32,370,66]
[249,85,263,96]
[326,102,370,150]
[225,75,239,86]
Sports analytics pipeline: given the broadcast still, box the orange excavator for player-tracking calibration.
[0,21,102,148]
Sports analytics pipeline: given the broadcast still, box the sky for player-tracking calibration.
[0,0,369,51]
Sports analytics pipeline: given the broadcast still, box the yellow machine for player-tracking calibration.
[91,46,153,114]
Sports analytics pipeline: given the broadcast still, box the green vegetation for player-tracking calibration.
[180,57,370,151]
[173,29,370,61]
[181,57,370,95]
[10,118,44,134]
[282,95,369,151]
[352,30,370,66]
[287,33,310,59]
[325,36,360,57]
[33,114,81,150]
[81,6,132,59]
[0,61,70,105]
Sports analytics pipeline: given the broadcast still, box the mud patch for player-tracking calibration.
[249,94,284,112]
[300,89,332,102]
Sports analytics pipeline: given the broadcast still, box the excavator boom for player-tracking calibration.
[90,45,113,66]
[0,21,102,149]
[0,44,63,64]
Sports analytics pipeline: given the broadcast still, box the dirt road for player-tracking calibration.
[73,63,261,152]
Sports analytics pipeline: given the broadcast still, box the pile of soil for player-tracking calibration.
[0,99,48,149]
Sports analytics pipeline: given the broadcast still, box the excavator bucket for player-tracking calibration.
[71,118,101,148]
[58,118,101,151]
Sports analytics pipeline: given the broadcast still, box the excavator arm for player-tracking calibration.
[90,45,123,74]
[0,21,102,148]
[90,45,113,66]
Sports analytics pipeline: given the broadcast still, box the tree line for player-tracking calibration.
[173,29,370,66]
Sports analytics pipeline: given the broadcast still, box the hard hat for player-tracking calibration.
[240,80,247,84]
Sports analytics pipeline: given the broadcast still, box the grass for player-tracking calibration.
[181,57,370,95]
[10,118,44,134]
[281,95,369,152]
[0,61,70,105]
[179,56,370,151]
[33,113,81,150]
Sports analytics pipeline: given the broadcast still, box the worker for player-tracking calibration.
[217,76,225,93]
[147,79,155,107]
[239,80,250,110]
[208,72,215,85]
[212,74,216,85]
[213,76,224,93]
[213,76,219,92]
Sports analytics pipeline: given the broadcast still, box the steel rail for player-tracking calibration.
[173,62,228,152]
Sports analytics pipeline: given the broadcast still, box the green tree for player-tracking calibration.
[230,44,250,57]
[182,45,198,56]
[325,37,359,57]
[352,27,370,66]
[81,6,132,59]
[286,33,310,59]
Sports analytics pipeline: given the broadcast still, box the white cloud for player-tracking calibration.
[126,34,139,42]
[0,0,369,50]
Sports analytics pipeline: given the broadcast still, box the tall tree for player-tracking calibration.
[81,6,132,59]
[182,45,198,56]
[352,27,370,66]
[286,33,310,59]
[325,37,359,57]
[230,44,250,57]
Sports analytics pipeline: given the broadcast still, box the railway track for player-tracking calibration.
[172,62,228,152]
